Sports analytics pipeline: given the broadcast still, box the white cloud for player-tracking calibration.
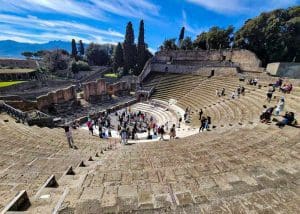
[186,0,298,15]
[0,0,106,20]
[0,0,160,21]
[90,0,160,19]
[0,14,124,44]
[148,47,156,54]
[182,10,208,36]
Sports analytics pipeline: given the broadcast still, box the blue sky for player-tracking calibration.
[0,0,299,52]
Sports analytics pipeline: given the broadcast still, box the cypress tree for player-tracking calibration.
[136,20,146,75]
[123,21,136,75]
[79,40,84,56]
[178,27,185,47]
[71,39,77,58]
[113,42,124,72]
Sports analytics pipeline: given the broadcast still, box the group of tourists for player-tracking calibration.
[230,85,245,99]
[216,88,226,97]
[260,78,297,127]
[198,109,211,132]
[248,78,258,86]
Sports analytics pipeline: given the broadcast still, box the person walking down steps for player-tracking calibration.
[64,125,76,149]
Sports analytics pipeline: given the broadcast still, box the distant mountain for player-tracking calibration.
[0,40,71,58]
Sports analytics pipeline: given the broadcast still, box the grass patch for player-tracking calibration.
[0,81,26,88]
[0,68,35,74]
[104,73,118,78]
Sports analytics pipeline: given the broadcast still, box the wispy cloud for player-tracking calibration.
[186,0,298,15]
[90,0,160,20]
[0,0,160,21]
[0,14,124,44]
[182,10,208,36]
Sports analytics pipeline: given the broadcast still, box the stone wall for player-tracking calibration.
[107,81,130,96]
[151,63,238,76]
[82,79,110,103]
[0,58,37,69]
[37,85,76,110]
[83,79,130,102]
[155,49,262,72]
[266,62,300,78]
[0,71,38,81]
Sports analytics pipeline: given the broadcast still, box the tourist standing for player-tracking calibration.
[159,125,165,141]
[64,125,75,149]
[275,97,285,116]
[199,109,203,120]
[170,124,176,140]
[266,88,273,103]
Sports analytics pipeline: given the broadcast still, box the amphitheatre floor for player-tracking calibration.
[80,101,199,143]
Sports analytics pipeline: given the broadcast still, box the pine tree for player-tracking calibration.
[113,42,124,72]
[178,27,185,47]
[79,40,84,56]
[136,20,146,75]
[71,39,77,58]
[123,21,136,75]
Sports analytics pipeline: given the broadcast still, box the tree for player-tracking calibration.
[79,40,84,56]
[136,20,147,75]
[86,43,109,66]
[235,6,299,65]
[178,27,185,47]
[21,51,33,59]
[193,32,208,50]
[113,42,124,72]
[43,49,70,72]
[193,26,233,50]
[71,39,77,58]
[123,21,136,74]
[181,37,193,50]
[160,38,177,50]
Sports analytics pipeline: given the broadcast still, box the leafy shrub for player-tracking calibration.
[71,60,90,73]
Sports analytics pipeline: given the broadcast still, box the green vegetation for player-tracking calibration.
[71,60,90,73]
[86,43,110,66]
[104,73,119,78]
[0,68,35,74]
[0,81,26,88]
[160,6,299,65]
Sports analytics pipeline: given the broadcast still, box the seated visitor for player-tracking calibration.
[276,112,297,128]
[253,78,258,86]
[260,106,275,123]
[280,83,293,94]
[274,78,283,88]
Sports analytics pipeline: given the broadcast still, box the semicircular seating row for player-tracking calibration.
[144,73,300,129]
[60,120,300,213]
[0,116,109,211]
